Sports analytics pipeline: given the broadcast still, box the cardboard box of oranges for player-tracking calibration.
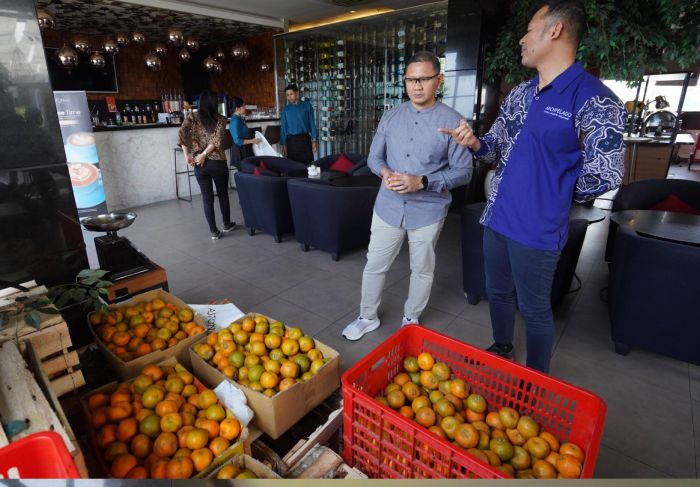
[80,358,248,479]
[189,312,340,439]
[88,289,207,381]
[208,454,281,479]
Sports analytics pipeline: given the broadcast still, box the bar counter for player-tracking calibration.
[96,118,280,210]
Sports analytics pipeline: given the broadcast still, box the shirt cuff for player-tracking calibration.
[471,141,488,157]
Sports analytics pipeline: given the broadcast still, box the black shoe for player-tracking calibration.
[211,230,222,240]
[222,222,237,233]
[486,342,514,360]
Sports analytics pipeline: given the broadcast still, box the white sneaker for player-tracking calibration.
[401,316,419,327]
[342,316,381,341]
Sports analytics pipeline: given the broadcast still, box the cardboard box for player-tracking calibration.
[208,454,281,479]
[189,313,340,439]
[89,289,207,380]
[80,357,247,479]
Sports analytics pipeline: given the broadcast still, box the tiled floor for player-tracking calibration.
[84,164,700,479]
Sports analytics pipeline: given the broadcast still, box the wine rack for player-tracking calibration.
[274,2,449,157]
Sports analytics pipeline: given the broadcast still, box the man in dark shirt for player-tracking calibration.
[443,0,625,372]
[280,84,318,164]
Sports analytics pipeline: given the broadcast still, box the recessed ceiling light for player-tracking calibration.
[350,10,356,13]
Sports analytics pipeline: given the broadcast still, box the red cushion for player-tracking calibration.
[260,161,270,171]
[253,167,262,176]
[650,194,700,215]
[329,153,355,174]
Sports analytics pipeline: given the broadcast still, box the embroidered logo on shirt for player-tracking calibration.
[544,106,572,121]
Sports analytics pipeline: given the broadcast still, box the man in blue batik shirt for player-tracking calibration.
[442,0,625,372]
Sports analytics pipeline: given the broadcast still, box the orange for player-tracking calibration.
[155,400,179,417]
[279,377,296,391]
[207,333,219,346]
[97,424,118,449]
[190,447,214,472]
[135,408,152,422]
[219,418,241,441]
[419,371,439,390]
[135,342,152,356]
[559,442,585,463]
[88,393,109,412]
[185,428,209,450]
[539,431,560,453]
[91,408,110,429]
[177,426,195,448]
[165,376,185,394]
[454,423,479,449]
[449,379,469,399]
[415,407,436,427]
[197,390,218,409]
[109,402,133,422]
[139,413,162,439]
[151,338,167,351]
[489,437,514,461]
[217,464,242,479]
[180,402,197,415]
[117,417,138,443]
[133,323,150,338]
[166,456,194,479]
[466,394,487,413]
[509,445,531,471]
[393,372,411,386]
[111,389,132,405]
[161,412,183,433]
[112,331,131,347]
[428,425,446,439]
[154,432,178,457]
[127,337,143,353]
[556,453,582,478]
[401,381,421,401]
[259,371,279,390]
[126,466,148,479]
[516,415,539,439]
[411,396,431,413]
[440,416,459,440]
[104,441,129,462]
[141,387,165,409]
[110,453,138,478]
[174,447,192,459]
[525,436,551,459]
[131,375,154,394]
[199,419,220,439]
[545,451,561,467]
[208,437,230,456]
[130,433,153,458]
[281,338,299,356]
[532,459,557,479]
[486,411,505,431]
[386,390,405,409]
[431,362,451,381]
[205,405,226,422]
[149,456,169,479]
[416,352,435,371]
[467,448,490,465]
[398,405,414,419]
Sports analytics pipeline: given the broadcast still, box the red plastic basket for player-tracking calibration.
[341,325,606,479]
[0,432,80,478]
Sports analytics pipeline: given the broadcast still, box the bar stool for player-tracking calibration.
[173,147,193,201]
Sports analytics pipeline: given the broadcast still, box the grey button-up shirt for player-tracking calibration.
[368,101,473,229]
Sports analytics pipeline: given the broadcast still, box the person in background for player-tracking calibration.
[342,51,472,341]
[228,96,260,170]
[441,0,626,372]
[280,84,318,163]
[178,90,236,240]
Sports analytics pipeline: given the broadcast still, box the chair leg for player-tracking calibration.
[274,235,282,243]
[614,342,630,356]
[300,243,309,252]
[332,253,340,261]
[247,228,255,236]
[466,293,480,305]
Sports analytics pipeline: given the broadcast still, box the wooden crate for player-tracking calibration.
[0,285,65,341]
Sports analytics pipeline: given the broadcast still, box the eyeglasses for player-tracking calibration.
[404,73,440,86]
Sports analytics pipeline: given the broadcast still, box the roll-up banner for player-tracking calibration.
[53,90,107,216]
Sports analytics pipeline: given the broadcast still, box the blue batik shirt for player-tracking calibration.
[475,61,626,251]
[229,114,249,146]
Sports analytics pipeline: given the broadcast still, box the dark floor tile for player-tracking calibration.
[177,273,274,312]
[228,255,330,294]
[164,258,227,295]
[594,444,672,478]
[313,321,383,375]
[250,295,333,336]
[277,274,361,322]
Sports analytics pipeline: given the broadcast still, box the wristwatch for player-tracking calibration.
[421,176,429,189]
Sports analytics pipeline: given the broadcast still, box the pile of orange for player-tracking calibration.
[90,298,205,362]
[193,314,329,397]
[85,363,243,479]
[374,353,585,479]
[216,464,258,479]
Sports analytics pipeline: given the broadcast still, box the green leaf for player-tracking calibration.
[98,288,109,295]
[70,288,87,302]
[25,310,42,329]
[54,291,72,309]
[37,307,60,315]
[81,277,99,286]
[77,269,93,279]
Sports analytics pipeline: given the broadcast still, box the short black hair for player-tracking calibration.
[284,84,299,93]
[230,96,244,110]
[542,0,586,46]
[406,51,441,74]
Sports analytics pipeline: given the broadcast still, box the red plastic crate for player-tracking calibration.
[0,432,80,478]
[341,325,606,479]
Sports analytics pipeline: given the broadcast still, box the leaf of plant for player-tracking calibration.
[81,277,99,286]
[70,288,87,302]
[54,291,72,309]
[98,288,109,295]
[25,310,42,329]
[77,269,92,279]
[37,307,60,315]
[92,269,111,278]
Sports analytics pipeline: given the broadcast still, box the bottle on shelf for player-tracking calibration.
[123,103,132,124]
[133,105,142,124]
[145,103,152,124]
[115,108,122,126]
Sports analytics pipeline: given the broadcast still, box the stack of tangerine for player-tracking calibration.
[192,314,329,397]
[375,352,585,479]
[85,363,243,479]
[90,298,205,362]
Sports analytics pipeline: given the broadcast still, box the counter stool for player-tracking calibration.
[173,147,194,201]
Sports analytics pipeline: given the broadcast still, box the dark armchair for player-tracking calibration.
[461,202,588,305]
[608,225,700,365]
[234,172,295,243]
[240,156,308,177]
[314,153,368,176]
[605,179,700,261]
[287,178,378,261]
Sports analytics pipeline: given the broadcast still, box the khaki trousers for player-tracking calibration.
[360,212,445,320]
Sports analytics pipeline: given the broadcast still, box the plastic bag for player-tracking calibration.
[251,130,281,157]
[188,303,245,332]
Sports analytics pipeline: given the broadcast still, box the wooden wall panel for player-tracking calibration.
[41,30,276,107]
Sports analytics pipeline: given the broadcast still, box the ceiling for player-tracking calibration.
[35,0,437,43]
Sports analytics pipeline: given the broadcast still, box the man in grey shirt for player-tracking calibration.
[342,51,473,341]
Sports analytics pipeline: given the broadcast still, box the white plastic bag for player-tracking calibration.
[188,303,245,332]
[251,130,281,157]
[214,380,254,426]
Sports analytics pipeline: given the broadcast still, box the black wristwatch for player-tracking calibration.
[421,175,429,190]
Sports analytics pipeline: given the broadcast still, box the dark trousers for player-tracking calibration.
[286,134,313,164]
[483,227,561,373]
[194,159,231,232]
[228,144,245,170]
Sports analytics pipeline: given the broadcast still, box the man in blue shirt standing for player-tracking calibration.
[280,84,318,164]
[443,0,625,372]
[342,51,472,341]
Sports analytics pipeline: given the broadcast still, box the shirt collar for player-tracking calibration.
[409,100,440,114]
[531,60,585,94]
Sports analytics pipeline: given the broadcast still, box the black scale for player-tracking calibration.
[81,213,154,281]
